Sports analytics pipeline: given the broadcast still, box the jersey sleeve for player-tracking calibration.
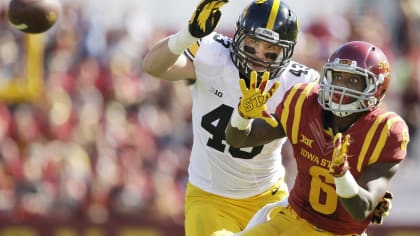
[371,113,409,164]
[183,32,232,82]
[184,39,201,62]
[274,62,320,104]
[349,111,409,172]
[184,32,230,62]
[275,82,319,144]
[307,67,320,83]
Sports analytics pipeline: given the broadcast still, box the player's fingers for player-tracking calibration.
[211,0,228,10]
[333,133,342,148]
[263,116,278,127]
[259,71,270,91]
[250,71,258,90]
[262,111,278,127]
[386,198,392,211]
[265,82,280,100]
[384,192,393,199]
[239,78,248,94]
[200,0,228,9]
[342,134,350,154]
[259,79,267,92]
[211,10,221,26]
[262,71,270,82]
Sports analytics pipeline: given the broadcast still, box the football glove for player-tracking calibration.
[188,0,228,38]
[238,71,279,127]
[371,191,393,224]
[244,198,289,231]
[329,133,351,177]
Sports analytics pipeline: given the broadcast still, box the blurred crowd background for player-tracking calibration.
[0,0,419,228]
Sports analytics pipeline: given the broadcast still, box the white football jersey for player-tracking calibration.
[184,32,319,198]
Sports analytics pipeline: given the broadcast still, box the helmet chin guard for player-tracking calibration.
[318,77,378,117]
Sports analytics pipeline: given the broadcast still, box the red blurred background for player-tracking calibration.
[0,0,419,235]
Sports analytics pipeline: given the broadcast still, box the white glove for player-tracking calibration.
[233,198,289,235]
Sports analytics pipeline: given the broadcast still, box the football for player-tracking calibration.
[7,0,61,34]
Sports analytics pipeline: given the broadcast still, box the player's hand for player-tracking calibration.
[329,133,351,177]
[188,0,228,38]
[371,191,393,224]
[238,71,280,127]
[241,198,289,234]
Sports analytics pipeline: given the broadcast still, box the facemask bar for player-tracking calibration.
[231,27,295,79]
[318,59,380,117]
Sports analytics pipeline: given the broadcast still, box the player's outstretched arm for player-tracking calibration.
[330,133,400,221]
[226,71,285,148]
[143,0,228,81]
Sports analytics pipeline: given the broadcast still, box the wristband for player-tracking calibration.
[230,110,253,131]
[334,171,360,198]
[167,28,198,55]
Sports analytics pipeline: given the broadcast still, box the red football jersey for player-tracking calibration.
[275,82,409,234]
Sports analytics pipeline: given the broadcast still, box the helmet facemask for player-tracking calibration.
[231,27,295,81]
[318,58,383,117]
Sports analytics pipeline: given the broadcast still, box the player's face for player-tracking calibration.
[242,36,283,72]
[331,72,366,91]
[331,71,366,104]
